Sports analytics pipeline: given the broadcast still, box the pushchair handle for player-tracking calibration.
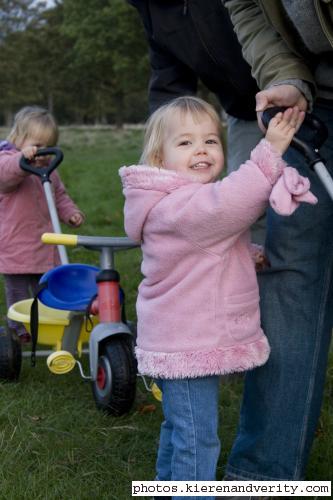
[261,107,328,167]
[19,147,64,183]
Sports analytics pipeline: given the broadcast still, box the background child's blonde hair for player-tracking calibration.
[7,106,59,147]
[140,96,223,166]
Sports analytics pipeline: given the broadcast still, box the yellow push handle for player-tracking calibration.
[151,382,163,402]
[42,233,78,246]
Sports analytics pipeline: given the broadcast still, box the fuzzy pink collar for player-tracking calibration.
[119,164,200,192]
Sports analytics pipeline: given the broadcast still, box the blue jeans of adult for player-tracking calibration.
[227,115,265,245]
[156,376,220,500]
[225,100,333,480]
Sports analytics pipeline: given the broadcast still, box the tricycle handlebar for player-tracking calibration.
[42,232,139,250]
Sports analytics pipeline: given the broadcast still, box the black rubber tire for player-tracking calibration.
[92,336,137,416]
[0,325,22,381]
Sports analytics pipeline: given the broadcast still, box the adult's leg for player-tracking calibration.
[226,115,263,173]
[226,115,265,245]
[225,102,333,480]
[156,376,220,499]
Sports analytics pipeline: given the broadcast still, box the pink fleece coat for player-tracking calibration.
[0,149,83,274]
[119,140,289,379]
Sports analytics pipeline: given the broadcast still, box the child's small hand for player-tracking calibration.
[69,212,84,227]
[265,107,305,156]
[254,253,270,272]
[250,243,271,272]
[22,145,38,160]
[21,146,48,168]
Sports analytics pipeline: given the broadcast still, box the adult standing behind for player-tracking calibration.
[127,0,265,242]
[223,0,333,481]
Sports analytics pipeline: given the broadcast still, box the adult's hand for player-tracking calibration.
[256,84,308,131]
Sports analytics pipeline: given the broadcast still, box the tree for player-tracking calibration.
[0,0,44,124]
[61,0,149,124]
[0,0,150,125]
[0,0,44,37]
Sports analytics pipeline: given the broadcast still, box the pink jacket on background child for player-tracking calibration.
[120,140,316,379]
[0,146,83,274]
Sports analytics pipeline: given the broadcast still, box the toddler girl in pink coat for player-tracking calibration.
[0,106,84,343]
[119,96,316,496]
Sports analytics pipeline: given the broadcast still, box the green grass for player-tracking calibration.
[0,127,332,499]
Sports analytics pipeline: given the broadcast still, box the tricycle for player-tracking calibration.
[0,148,139,416]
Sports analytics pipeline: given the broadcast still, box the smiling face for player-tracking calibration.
[160,110,224,183]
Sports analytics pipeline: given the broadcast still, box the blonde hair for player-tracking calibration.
[7,106,59,147]
[140,96,223,166]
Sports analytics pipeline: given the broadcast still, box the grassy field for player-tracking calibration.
[0,126,332,500]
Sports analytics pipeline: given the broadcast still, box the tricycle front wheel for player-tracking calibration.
[92,336,137,416]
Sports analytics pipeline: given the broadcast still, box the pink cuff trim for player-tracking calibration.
[251,139,287,185]
[136,336,270,379]
[269,167,318,215]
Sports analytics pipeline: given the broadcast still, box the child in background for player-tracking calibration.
[0,106,84,343]
[119,96,316,497]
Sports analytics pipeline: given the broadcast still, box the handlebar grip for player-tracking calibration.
[261,106,284,130]
[20,147,64,181]
[42,233,78,246]
[261,106,328,150]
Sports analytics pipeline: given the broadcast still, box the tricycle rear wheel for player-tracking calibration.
[0,324,22,381]
[92,336,137,416]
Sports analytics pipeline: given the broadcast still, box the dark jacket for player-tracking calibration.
[128,0,258,120]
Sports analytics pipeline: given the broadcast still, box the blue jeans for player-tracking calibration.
[156,376,220,499]
[226,101,333,480]
[226,115,263,174]
[227,115,265,245]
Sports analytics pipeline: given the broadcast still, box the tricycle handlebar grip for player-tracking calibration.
[19,147,64,182]
[42,233,78,246]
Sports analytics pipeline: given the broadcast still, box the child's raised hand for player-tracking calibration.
[265,107,305,156]
[21,146,49,168]
[69,212,84,227]
[22,145,38,160]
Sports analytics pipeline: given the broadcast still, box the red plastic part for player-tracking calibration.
[97,281,121,322]
[97,365,106,389]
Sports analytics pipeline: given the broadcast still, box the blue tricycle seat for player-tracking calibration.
[38,264,99,311]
